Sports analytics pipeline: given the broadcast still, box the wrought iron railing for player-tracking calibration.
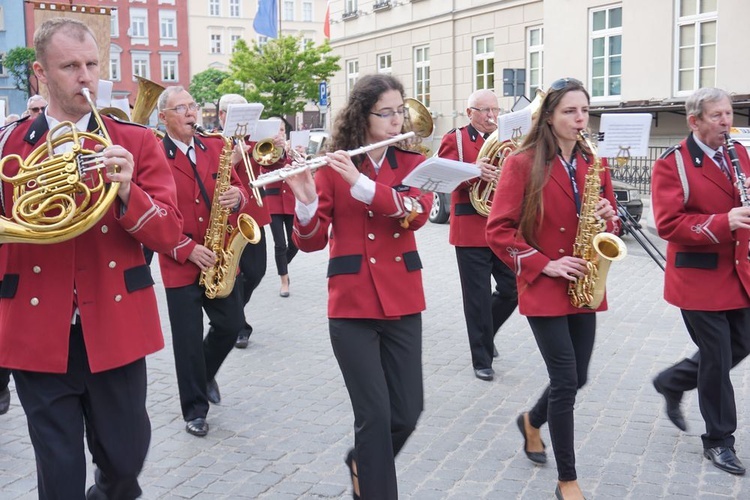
[606,145,668,195]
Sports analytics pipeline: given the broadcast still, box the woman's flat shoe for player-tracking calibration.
[555,485,563,500]
[344,449,360,499]
[516,413,547,464]
[279,288,290,298]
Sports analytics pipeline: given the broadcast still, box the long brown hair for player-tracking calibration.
[514,79,590,248]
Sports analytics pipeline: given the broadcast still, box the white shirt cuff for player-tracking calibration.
[350,173,376,205]
[295,197,319,226]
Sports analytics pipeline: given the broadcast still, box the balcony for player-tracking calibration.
[373,1,392,11]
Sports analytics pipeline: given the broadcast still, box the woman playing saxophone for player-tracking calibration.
[485,78,619,500]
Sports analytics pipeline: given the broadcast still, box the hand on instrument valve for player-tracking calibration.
[595,198,617,222]
[542,256,589,282]
[728,206,750,231]
[285,164,317,205]
[218,185,243,210]
[188,244,217,271]
[326,150,361,187]
[95,144,134,205]
[477,157,499,183]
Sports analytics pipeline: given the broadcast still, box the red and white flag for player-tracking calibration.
[323,1,330,39]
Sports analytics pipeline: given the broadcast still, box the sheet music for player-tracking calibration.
[598,113,652,158]
[402,156,480,193]
[96,80,113,108]
[290,130,310,149]
[110,98,131,119]
[223,103,264,138]
[497,107,532,142]
[251,118,282,141]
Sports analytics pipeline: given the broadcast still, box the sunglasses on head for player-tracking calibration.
[549,78,584,91]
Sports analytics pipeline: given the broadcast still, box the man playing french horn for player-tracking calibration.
[157,86,250,438]
[437,89,518,382]
[0,18,183,499]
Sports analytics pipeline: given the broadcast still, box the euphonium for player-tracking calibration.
[568,132,627,309]
[471,88,546,217]
[0,88,119,244]
[252,138,284,166]
[194,124,261,299]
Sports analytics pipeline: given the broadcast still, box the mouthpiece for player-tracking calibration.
[192,123,207,134]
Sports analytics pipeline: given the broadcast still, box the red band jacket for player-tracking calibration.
[254,143,295,216]
[158,133,248,288]
[292,147,433,319]
[486,150,619,316]
[437,124,489,247]
[651,133,750,311]
[0,114,183,373]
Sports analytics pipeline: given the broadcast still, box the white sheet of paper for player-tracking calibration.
[497,107,532,143]
[96,80,113,108]
[110,98,132,119]
[252,118,282,141]
[223,103,264,138]
[290,130,310,149]
[598,113,653,158]
[402,156,480,193]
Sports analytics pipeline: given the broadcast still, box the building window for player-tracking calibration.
[675,0,717,94]
[0,7,5,32]
[130,8,148,41]
[231,35,242,52]
[302,37,314,48]
[229,0,241,17]
[110,8,119,37]
[132,54,150,79]
[159,11,176,41]
[377,53,391,74]
[589,5,622,98]
[345,0,357,16]
[0,53,6,77]
[527,27,543,97]
[346,59,359,96]
[211,34,223,54]
[474,35,494,91]
[414,45,430,108]
[161,55,178,82]
[302,1,313,22]
[209,0,220,16]
[110,54,121,81]
[283,1,294,21]
[258,35,269,48]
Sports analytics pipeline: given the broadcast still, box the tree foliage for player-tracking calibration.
[5,47,37,96]
[189,68,230,129]
[219,37,340,119]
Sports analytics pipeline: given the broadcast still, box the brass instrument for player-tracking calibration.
[568,131,627,309]
[193,124,261,299]
[471,89,546,217]
[0,88,119,244]
[724,131,750,207]
[99,76,164,126]
[232,123,263,207]
[252,138,284,166]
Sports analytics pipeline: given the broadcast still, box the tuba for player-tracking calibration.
[471,89,546,217]
[0,88,119,244]
[568,132,627,309]
[193,124,261,299]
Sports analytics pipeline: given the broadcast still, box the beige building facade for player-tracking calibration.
[327,0,750,150]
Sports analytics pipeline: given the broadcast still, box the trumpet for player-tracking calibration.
[250,132,416,188]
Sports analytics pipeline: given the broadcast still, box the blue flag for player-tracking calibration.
[254,0,278,38]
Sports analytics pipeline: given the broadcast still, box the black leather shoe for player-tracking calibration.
[704,446,746,475]
[0,386,10,415]
[474,368,494,381]
[516,413,547,464]
[186,417,209,437]
[235,332,250,349]
[653,377,686,431]
[207,379,221,405]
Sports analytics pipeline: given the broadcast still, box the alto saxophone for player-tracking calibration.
[568,132,627,309]
[194,124,261,299]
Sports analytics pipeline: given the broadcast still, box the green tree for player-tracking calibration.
[218,37,340,121]
[189,68,230,128]
[4,47,37,96]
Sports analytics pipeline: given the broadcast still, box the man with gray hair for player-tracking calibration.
[26,94,47,119]
[651,87,750,475]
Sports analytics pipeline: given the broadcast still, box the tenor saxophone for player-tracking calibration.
[568,132,627,309]
[194,124,260,299]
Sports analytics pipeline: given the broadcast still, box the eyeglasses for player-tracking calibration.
[163,102,199,114]
[28,106,45,113]
[370,107,408,119]
[469,107,500,115]
[549,77,584,91]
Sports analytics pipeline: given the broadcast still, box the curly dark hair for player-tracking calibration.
[330,74,407,165]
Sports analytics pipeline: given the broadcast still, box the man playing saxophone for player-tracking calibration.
[157,86,248,437]
[0,18,183,498]
[651,87,750,476]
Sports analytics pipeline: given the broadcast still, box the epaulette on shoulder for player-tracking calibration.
[445,127,457,135]
[659,143,682,159]
[107,114,148,128]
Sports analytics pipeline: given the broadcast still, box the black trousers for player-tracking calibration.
[13,323,149,499]
[656,308,750,448]
[329,314,423,500]
[239,227,268,308]
[165,281,245,421]
[0,367,9,389]
[455,246,518,370]
[269,213,298,276]
[527,314,596,482]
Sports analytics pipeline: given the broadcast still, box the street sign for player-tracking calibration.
[319,81,328,107]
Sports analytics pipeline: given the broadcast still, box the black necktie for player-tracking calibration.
[714,150,731,181]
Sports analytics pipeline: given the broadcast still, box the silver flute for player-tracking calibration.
[250,131,415,188]
[724,132,750,207]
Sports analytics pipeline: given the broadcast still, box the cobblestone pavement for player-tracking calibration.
[1,206,749,499]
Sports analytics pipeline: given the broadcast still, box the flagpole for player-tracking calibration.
[277,0,282,38]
